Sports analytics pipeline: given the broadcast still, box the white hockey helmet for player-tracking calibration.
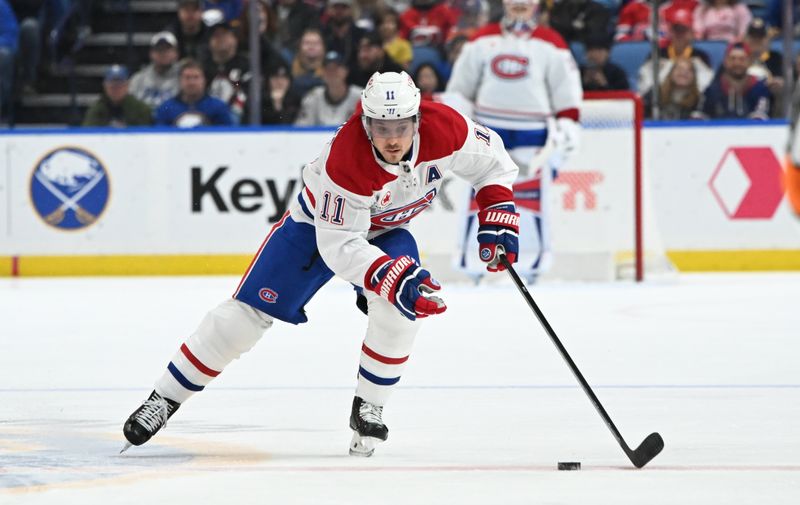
[361,71,421,121]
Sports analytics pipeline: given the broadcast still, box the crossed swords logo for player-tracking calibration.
[34,169,105,226]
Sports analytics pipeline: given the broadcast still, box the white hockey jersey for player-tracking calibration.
[446,23,582,130]
[288,101,519,288]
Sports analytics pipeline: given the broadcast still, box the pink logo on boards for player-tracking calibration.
[709,147,784,219]
[490,55,529,79]
[554,171,605,210]
[259,288,279,303]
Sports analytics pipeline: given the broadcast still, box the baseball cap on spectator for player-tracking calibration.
[178,0,201,7]
[585,34,612,51]
[323,51,346,67]
[208,20,236,37]
[267,61,291,78]
[329,0,353,6]
[725,41,751,57]
[104,64,129,82]
[360,31,384,48]
[667,8,693,31]
[746,18,768,38]
[150,31,178,49]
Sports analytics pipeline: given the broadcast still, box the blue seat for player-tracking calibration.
[693,40,728,72]
[408,45,443,74]
[609,41,652,91]
[769,39,800,59]
[570,41,587,66]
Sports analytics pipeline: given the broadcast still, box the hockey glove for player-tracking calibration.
[477,203,520,272]
[552,117,581,163]
[368,255,447,321]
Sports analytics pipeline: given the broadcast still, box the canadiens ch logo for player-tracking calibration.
[371,188,437,228]
[259,288,279,303]
[30,147,110,230]
[491,55,529,79]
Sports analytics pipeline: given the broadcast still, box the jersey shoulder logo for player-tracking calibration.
[259,288,279,303]
[30,146,110,230]
[490,54,529,79]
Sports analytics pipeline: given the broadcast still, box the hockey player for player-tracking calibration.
[445,0,582,281]
[122,71,520,457]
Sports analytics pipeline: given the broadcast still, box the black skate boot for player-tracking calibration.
[349,396,388,457]
[121,390,180,452]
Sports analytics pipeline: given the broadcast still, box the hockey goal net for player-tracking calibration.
[545,91,673,281]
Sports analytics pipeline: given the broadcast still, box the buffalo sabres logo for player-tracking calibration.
[371,188,437,229]
[30,147,110,230]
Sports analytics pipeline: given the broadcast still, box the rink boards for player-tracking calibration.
[0,122,798,276]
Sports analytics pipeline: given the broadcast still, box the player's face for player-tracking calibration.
[368,118,415,164]
[504,0,536,23]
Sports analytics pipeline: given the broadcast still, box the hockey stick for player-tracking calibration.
[500,254,664,468]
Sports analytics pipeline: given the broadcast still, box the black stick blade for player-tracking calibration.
[629,432,664,468]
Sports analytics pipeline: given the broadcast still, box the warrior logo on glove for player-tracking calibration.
[477,203,520,272]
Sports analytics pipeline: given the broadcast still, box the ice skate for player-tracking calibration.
[349,396,388,457]
[121,390,180,452]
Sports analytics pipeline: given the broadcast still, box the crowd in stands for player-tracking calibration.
[1,0,799,127]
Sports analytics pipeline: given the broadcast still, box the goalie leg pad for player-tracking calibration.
[355,292,422,406]
[156,299,273,403]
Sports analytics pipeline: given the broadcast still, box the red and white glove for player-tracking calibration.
[366,255,447,321]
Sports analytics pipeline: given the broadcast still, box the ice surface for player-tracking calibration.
[1,273,798,504]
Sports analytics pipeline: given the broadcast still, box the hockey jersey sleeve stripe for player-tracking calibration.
[167,362,205,392]
[364,254,392,290]
[476,184,514,210]
[180,343,221,377]
[555,108,580,122]
[361,343,409,365]
[358,365,401,386]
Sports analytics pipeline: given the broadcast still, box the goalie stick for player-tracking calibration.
[500,254,664,468]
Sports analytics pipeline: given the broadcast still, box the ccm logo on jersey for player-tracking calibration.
[371,188,437,228]
[491,55,529,79]
[258,288,279,303]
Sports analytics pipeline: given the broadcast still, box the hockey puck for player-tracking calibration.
[557,462,581,471]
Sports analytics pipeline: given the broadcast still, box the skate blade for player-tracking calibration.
[349,432,382,457]
[119,442,133,454]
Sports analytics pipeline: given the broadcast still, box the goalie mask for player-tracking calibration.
[502,0,540,31]
[361,71,421,140]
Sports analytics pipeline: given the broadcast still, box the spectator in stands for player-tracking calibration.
[377,8,412,69]
[349,31,404,87]
[8,0,46,94]
[0,0,18,121]
[413,62,444,100]
[83,65,152,127]
[438,33,467,82]
[744,17,784,117]
[698,42,770,119]
[546,0,612,45]
[130,32,181,110]
[168,0,209,60]
[399,0,458,50]
[295,50,361,125]
[291,28,326,97]
[322,0,367,70]
[637,8,713,95]
[275,0,321,53]
[615,0,700,43]
[693,0,751,43]
[204,0,243,22]
[580,35,629,91]
[204,21,250,124]
[643,57,701,119]
[252,61,302,124]
[237,0,287,73]
[156,58,233,127]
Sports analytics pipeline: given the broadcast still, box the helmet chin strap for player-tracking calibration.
[503,16,537,33]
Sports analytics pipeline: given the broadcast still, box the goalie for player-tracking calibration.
[445,0,583,281]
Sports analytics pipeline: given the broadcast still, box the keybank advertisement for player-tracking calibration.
[1,125,799,272]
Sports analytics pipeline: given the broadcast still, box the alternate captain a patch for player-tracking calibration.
[426,165,442,185]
